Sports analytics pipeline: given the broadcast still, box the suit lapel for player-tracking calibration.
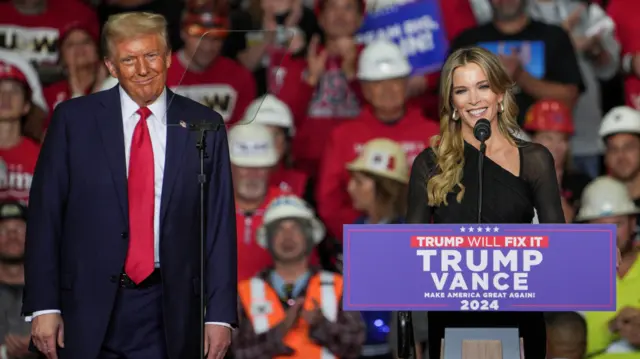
[160,90,190,225]
[96,86,128,223]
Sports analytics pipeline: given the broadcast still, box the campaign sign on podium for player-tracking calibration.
[342,224,617,312]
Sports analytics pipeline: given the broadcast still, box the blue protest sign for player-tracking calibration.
[355,0,449,75]
[343,224,617,312]
[478,40,546,79]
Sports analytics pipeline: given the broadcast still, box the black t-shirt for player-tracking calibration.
[222,8,320,96]
[561,170,592,210]
[448,20,585,125]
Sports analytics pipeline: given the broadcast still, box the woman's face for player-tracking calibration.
[451,63,503,131]
[532,131,569,169]
[61,29,98,69]
[347,172,376,213]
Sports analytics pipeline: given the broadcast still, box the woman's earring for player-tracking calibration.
[499,102,505,113]
[452,109,458,120]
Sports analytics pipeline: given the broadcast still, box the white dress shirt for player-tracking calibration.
[27,88,230,329]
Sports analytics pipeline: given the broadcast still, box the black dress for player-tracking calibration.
[406,140,565,359]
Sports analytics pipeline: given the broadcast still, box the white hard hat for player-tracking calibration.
[599,106,640,139]
[357,39,411,81]
[98,76,119,92]
[575,176,640,222]
[228,124,279,167]
[256,194,325,249]
[239,95,295,135]
[347,138,409,183]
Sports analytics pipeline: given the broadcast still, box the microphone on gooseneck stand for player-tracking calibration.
[474,119,491,225]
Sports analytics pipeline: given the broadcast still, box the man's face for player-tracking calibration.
[491,0,527,21]
[181,32,223,69]
[271,219,307,263]
[362,78,408,119]
[605,133,640,182]
[104,34,171,106]
[231,165,270,201]
[591,215,635,251]
[319,0,363,39]
[0,80,30,122]
[0,219,26,262]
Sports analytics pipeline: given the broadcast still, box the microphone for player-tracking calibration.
[473,119,491,225]
[473,118,492,146]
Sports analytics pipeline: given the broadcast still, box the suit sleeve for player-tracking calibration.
[22,104,70,315]
[205,113,239,326]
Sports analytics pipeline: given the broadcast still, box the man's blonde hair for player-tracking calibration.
[102,12,170,59]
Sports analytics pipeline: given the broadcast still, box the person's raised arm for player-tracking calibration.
[23,104,70,317]
[205,113,238,327]
[524,143,565,224]
[406,149,436,224]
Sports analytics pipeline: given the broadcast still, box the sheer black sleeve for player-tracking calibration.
[406,148,436,224]
[520,142,565,223]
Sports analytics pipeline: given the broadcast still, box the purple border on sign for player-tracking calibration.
[343,224,616,311]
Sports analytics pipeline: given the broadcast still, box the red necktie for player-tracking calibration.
[125,107,155,284]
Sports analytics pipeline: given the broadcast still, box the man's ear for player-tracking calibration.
[104,58,118,79]
[166,50,172,69]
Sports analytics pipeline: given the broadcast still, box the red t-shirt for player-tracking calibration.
[0,2,98,66]
[166,53,256,126]
[608,0,640,109]
[0,137,41,205]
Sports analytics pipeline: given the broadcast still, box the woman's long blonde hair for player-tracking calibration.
[427,46,522,206]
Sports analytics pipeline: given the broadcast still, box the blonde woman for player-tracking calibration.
[404,46,565,359]
[346,138,408,359]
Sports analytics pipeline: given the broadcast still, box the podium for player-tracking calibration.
[342,224,617,359]
[440,328,522,359]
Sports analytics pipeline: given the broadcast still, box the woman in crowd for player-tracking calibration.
[524,99,592,222]
[346,138,409,359]
[403,46,565,359]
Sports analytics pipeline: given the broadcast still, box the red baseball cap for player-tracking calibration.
[0,61,28,87]
[182,0,230,39]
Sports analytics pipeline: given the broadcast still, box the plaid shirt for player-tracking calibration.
[231,269,366,359]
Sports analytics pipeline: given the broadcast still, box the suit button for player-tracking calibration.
[121,232,128,239]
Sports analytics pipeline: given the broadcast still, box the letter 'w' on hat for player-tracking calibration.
[346,138,409,184]
[0,201,27,222]
[228,124,279,167]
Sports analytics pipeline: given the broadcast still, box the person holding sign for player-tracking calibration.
[404,46,565,359]
[576,176,640,358]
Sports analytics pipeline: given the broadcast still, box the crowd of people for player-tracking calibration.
[0,0,639,358]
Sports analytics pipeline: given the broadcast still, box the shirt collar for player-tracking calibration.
[119,85,168,125]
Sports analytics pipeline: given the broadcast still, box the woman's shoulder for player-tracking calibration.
[518,140,554,161]
[414,146,437,167]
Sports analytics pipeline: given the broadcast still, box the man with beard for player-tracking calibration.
[232,194,366,359]
[0,201,31,359]
[449,0,584,125]
[576,177,640,358]
[600,106,640,236]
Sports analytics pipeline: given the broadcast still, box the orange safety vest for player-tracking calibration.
[238,271,343,359]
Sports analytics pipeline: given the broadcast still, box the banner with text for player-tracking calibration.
[343,224,616,312]
[355,0,449,75]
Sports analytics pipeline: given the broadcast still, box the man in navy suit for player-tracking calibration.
[22,11,237,359]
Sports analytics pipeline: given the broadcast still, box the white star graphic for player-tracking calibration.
[476,226,483,232]
[485,226,491,232]
[493,226,499,232]
[460,227,466,232]
[468,227,475,232]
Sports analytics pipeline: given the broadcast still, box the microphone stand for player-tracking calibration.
[397,311,416,359]
[478,141,487,224]
[184,120,221,359]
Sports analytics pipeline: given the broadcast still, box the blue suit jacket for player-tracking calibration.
[22,86,238,359]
